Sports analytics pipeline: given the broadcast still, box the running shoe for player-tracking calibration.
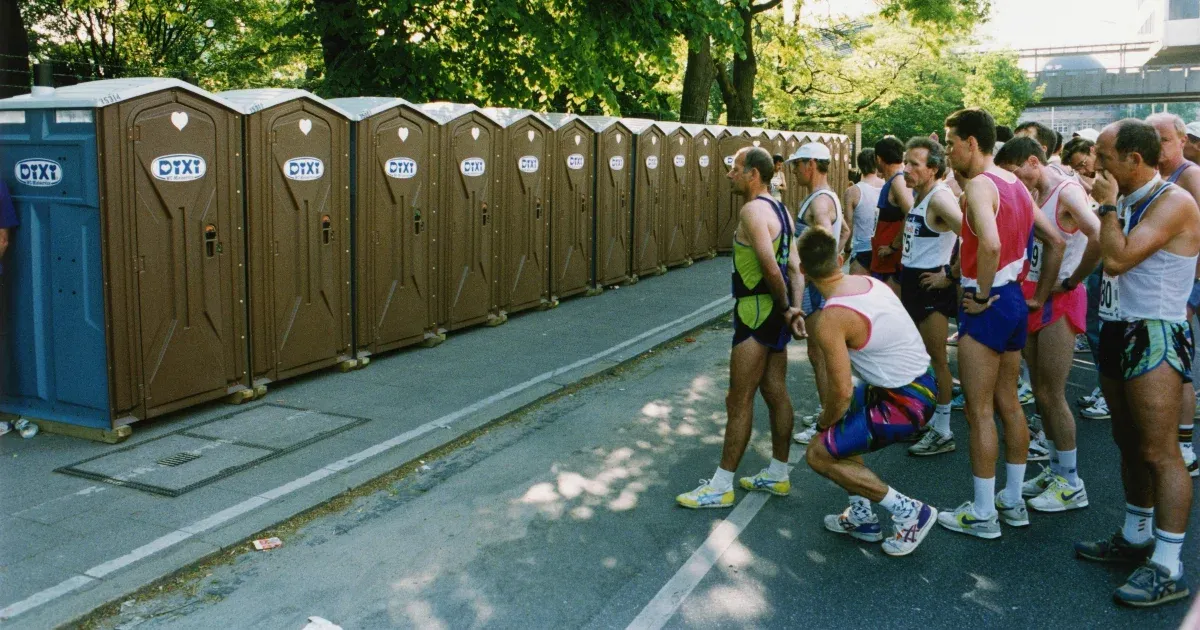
[1183,447,1198,478]
[937,501,1002,539]
[793,425,818,445]
[1021,465,1056,498]
[1027,429,1050,462]
[738,469,791,496]
[1114,561,1191,608]
[1074,335,1089,353]
[1028,476,1089,512]
[1081,397,1111,420]
[1074,530,1155,564]
[676,480,734,509]
[798,407,821,428]
[995,492,1030,527]
[951,392,965,411]
[1077,386,1101,408]
[1018,378,1035,405]
[952,383,962,397]
[947,332,959,346]
[823,506,884,542]
[908,429,955,456]
[882,503,939,557]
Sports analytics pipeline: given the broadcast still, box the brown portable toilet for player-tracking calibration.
[327,97,444,360]
[715,127,753,252]
[684,124,718,260]
[219,89,355,390]
[415,103,507,331]
[0,78,250,438]
[542,113,596,302]
[622,118,665,281]
[479,107,553,315]
[783,131,802,212]
[655,121,692,269]
[579,116,633,287]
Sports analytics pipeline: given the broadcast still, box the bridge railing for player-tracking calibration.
[1031,65,1200,101]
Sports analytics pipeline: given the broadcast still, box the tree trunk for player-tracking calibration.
[0,0,31,97]
[724,6,756,126]
[679,35,714,124]
[313,0,360,96]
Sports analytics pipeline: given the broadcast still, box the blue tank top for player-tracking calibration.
[876,172,905,222]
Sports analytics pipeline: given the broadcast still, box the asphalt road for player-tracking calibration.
[89,320,1197,629]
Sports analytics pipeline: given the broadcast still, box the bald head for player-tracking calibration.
[1146,112,1188,169]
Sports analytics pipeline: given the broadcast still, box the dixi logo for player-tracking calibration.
[460,157,486,177]
[518,156,539,173]
[645,156,658,170]
[699,156,710,168]
[609,156,624,171]
[284,157,324,181]
[151,154,206,182]
[386,157,417,179]
[14,158,62,187]
[723,155,735,167]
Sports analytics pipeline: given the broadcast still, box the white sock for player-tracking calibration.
[1058,448,1080,486]
[973,476,996,517]
[879,486,921,522]
[1151,528,1185,579]
[1123,504,1154,545]
[932,404,952,437]
[711,467,734,492]
[848,494,873,520]
[767,458,789,480]
[1003,463,1026,505]
[1180,424,1195,458]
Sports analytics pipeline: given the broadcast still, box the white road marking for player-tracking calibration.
[625,494,770,630]
[0,296,731,622]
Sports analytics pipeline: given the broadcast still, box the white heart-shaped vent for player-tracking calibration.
[679,137,684,145]
[170,111,188,131]
[616,133,622,144]
[574,134,581,145]
[652,137,657,145]
[752,140,760,147]
[528,130,535,143]
[704,139,709,146]
[471,127,479,141]
[398,127,409,142]
[299,119,312,135]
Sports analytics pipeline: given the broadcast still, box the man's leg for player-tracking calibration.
[1181,304,1197,477]
[909,311,956,456]
[806,311,829,408]
[1028,318,1090,511]
[1127,364,1191,571]
[993,348,1030,525]
[958,335,1002,512]
[739,350,795,496]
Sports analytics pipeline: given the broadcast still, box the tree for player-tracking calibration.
[0,0,30,97]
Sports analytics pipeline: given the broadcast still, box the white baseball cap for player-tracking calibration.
[1186,121,1200,141]
[786,142,831,163]
[1075,128,1100,142]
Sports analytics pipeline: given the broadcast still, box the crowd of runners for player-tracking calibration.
[676,107,1200,609]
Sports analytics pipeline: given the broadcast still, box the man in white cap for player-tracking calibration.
[1185,122,1200,164]
[787,142,848,447]
[1075,128,1101,143]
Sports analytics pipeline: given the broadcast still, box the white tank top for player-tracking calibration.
[850,182,882,253]
[798,188,844,244]
[1101,179,1198,322]
[901,183,956,269]
[1028,179,1087,283]
[824,277,931,388]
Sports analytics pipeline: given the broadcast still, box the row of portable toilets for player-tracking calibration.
[0,78,851,434]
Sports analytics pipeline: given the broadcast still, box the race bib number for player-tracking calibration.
[902,219,916,259]
[1027,240,1043,282]
[1099,273,1120,320]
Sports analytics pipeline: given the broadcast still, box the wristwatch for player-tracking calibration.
[1061,277,1079,291]
[971,293,990,304]
[1097,204,1119,218]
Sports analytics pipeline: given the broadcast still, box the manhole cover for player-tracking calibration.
[57,404,369,497]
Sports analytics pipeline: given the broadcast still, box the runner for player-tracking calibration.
[871,136,912,294]
[676,147,804,509]
[1016,121,1074,180]
[937,108,1066,539]
[1185,121,1200,163]
[786,142,846,446]
[895,136,963,457]
[770,154,788,202]
[1075,118,1200,607]
[796,228,939,556]
[1146,113,1200,477]
[844,149,884,276]
[996,137,1101,512]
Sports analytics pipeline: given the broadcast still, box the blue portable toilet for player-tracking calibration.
[0,79,252,441]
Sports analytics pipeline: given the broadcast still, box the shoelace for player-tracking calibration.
[1127,565,1160,590]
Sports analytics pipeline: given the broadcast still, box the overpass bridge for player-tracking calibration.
[1031,64,1200,106]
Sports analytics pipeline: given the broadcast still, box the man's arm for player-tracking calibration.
[815,312,855,431]
[842,185,859,253]
[964,176,1001,297]
[928,188,963,235]
[1060,184,1102,285]
[1029,204,1066,309]
[1101,189,1199,275]
[740,202,791,312]
[886,176,914,251]
[0,228,9,259]
[786,233,807,338]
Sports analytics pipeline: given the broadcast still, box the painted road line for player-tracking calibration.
[0,296,732,622]
[626,493,770,630]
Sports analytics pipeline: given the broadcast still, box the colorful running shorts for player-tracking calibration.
[732,295,792,352]
[820,369,938,458]
[1022,281,1086,335]
[958,283,1029,353]
[1098,319,1193,384]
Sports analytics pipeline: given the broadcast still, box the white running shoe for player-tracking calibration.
[823,506,884,542]
[908,429,955,456]
[995,492,1030,527]
[1027,430,1050,462]
[1021,465,1056,498]
[1077,386,1101,408]
[882,504,939,557]
[1184,446,1198,479]
[798,407,822,428]
[1080,396,1110,420]
[1018,378,1035,405]
[794,425,818,445]
[1028,476,1089,512]
[937,501,1002,539]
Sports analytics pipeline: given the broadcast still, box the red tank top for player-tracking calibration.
[960,171,1035,289]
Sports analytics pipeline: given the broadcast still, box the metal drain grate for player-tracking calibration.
[157,452,200,467]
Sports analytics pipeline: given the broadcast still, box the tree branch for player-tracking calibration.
[750,0,784,15]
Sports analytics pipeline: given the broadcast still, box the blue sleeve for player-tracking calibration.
[0,179,17,229]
